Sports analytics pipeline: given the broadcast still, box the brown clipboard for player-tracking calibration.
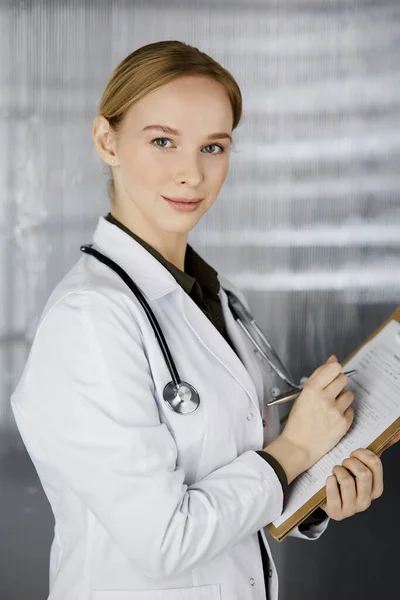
[266,306,400,542]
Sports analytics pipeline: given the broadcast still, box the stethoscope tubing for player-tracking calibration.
[224,289,301,391]
[80,244,182,387]
[79,243,307,413]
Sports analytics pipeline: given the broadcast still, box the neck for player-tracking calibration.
[110,205,188,272]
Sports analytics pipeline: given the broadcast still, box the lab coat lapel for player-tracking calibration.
[220,287,264,415]
[179,287,263,415]
[92,216,263,414]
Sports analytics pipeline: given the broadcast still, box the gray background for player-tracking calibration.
[1,0,399,598]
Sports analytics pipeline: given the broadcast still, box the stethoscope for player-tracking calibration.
[80,244,303,415]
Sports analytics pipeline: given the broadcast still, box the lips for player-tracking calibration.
[162,196,204,204]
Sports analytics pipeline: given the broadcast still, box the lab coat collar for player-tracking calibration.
[103,212,220,299]
[92,216,181,300]
[91,216,262,413]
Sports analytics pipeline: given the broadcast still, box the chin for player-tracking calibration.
[169,222,198,233]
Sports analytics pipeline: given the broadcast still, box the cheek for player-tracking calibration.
[210,158,229,189]
[121,146,168,186]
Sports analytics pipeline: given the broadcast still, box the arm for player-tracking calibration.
[263,435,330,540]
[11,288,286,579]
[211,277,331,539]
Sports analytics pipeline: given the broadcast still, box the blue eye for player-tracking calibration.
[203,144,225,155]
[150,137,225,155]
[151,137,172,148]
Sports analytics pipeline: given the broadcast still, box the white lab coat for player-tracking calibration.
[11,216,329,600]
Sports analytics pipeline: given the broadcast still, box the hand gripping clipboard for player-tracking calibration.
[266,306,400,542]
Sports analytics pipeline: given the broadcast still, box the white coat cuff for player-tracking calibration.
[251,450,285,524]
[287,514,331,540]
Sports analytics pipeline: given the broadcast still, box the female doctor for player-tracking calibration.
[11,40,396,600]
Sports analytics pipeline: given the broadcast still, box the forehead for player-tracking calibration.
[124,76,233,132]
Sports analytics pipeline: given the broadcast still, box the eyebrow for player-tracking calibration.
[142,124,232,144]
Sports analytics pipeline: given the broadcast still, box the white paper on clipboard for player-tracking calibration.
[272,319,400,529]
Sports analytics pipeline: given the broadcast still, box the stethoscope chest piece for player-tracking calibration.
[163,381,200,414]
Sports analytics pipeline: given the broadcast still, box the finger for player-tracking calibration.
[307,361,342,388]
[349,448,384,500]
[307,358,339,383]
[334,389,355,414]
[326,355,337,363]
[341,457,373,511]
[332,465,357,517]
[325,474,343,520]
[324,372,350,398]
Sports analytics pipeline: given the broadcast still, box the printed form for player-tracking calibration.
[272,319,400,528]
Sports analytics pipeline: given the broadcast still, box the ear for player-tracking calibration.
[92,115,119,166]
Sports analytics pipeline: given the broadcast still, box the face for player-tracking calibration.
[94,76,233,242]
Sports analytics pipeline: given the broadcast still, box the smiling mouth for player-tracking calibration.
[162,196,204,204]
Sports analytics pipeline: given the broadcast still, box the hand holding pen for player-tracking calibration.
[267,360,356,406]
[264,355,356,480]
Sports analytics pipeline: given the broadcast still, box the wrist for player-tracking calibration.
[263,434,310,485]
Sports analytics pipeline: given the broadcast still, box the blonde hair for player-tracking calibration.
[98,40,243,204]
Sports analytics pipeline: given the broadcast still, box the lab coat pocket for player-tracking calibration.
[92,584,221,600]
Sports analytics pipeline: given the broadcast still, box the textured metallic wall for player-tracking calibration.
[1,1,399,598]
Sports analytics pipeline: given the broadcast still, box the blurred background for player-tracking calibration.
[1,0,399,598]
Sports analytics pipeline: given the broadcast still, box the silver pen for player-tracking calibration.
[266,369,357,406]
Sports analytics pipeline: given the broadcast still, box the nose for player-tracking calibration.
[174,154,204,187]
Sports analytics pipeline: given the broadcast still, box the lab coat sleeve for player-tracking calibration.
[257,451,330,539]
[286,511,330,540]
[11,288,285,581]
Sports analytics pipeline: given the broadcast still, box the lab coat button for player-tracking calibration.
[249,578,255,586]
[247,412,253,421]
[262,419,266,427]
[268,569,272,578]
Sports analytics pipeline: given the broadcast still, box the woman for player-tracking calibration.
[11,40,392,600]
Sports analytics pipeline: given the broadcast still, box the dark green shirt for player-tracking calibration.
[104,212,326,592]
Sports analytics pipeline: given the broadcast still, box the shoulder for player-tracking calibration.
[17,258,151,397]
[35,256,146,342]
